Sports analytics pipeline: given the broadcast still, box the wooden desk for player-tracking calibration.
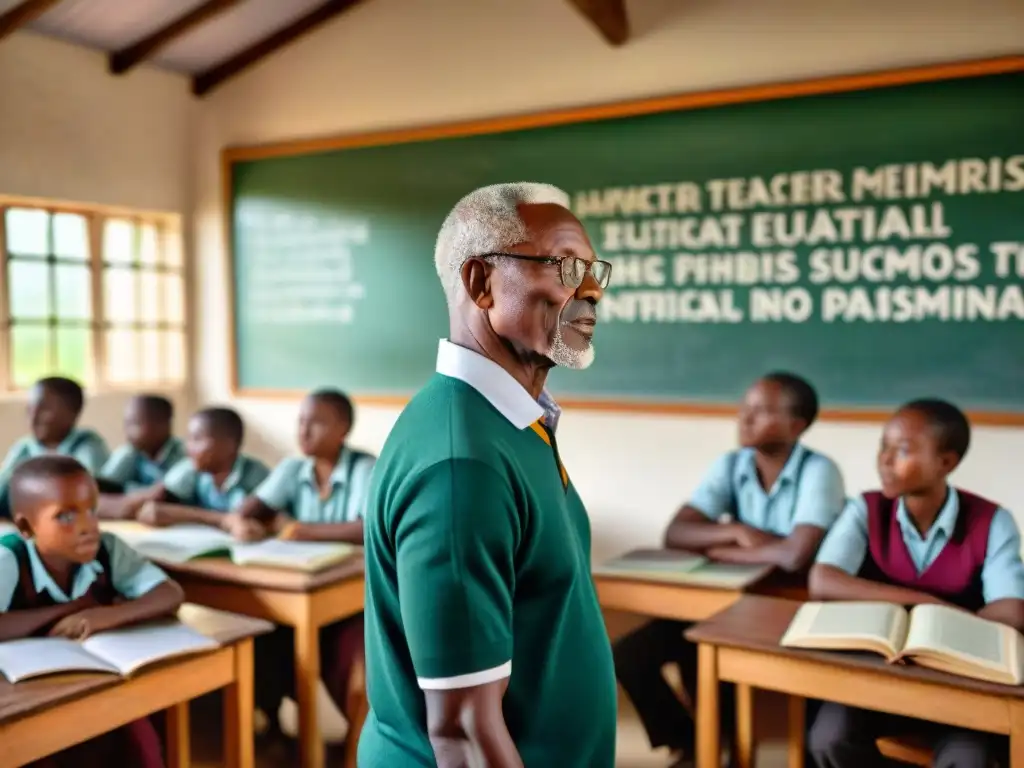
[0,604,271,768]
[594,559,802,622]
[686,596,1024,768]
[161,556,365,768]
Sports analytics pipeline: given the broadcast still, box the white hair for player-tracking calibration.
[434,182,571,304]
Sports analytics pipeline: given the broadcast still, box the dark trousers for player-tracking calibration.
[808,702,1005,768]
[255,613,364,723]
[614,619,734,752]
[30,717,164,768]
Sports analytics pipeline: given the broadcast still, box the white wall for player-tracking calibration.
[193,0,1024,560]
[0,32,194,447]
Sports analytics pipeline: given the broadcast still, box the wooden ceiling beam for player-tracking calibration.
[192,0,365,97]
[109,0,242,75]
[0,0,62,42]
[566,0,629,46]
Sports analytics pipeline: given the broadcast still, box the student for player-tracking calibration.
[808,399,1024,768]
[131,407,269,535]
[0,377,109,517]
[0,455,183,767]
[100,395,185,494]
[236,389,375,734]
[614,372,845,766]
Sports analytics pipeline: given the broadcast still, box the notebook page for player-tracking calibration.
[906,604,1010,669]
[130,524,234,564]
[82,621,219,676]
[0,637,118,682]
[597,549,707,574]
[230,539,356,570]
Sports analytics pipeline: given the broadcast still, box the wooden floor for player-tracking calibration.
[186,690,791,767]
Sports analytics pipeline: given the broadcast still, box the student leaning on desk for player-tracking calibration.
[232,388,376,740]
[102,406,269,535]
[0,454,184,767]
[614,372,846,767]
[0,377,110,519]
[807,398,1024,768]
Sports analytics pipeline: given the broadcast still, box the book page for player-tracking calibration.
[598,549,707,573]
[230,539,357,571]
[781,602,907,658]
[904,604,1017,674]
[130,524,234,564]
[0,637,119,682]
[82,620,219,676]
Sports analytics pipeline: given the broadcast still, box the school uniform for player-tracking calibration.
[0,429,110,517]
[160,454,269,511]
[0,531,168,767]
[252,447,376,723]
[358,340,616,767]
[614,445,845,754]
[809,487,1024,768]
[99,438,187,492]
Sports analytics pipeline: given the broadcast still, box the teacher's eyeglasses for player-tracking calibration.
[481,252,613,290]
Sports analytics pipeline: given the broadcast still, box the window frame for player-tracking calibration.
[0,195,187,393]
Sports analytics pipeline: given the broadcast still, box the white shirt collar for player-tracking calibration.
[435,339,546,430]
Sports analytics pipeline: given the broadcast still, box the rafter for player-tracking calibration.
[109,0,242,75]
[566,0,629,46]
[192,0,365,97]
[0,0,62,42]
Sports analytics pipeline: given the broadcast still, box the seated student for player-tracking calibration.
[614,372,844,766]
[100,395,185,494]
[0,455,184,767]
[235,389,375,734]
[0,377,109,517]
[129,407,269,535]
[808,399,1024,768]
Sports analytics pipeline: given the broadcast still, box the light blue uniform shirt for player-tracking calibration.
[255,447,377,524]
[688,444,845,536]
[816,488,1024,604]
[0,531,167,611]
[100,437,187,492]
[0,429,110,514]
[162,454,270,512]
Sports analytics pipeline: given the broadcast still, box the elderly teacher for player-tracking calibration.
[357,183,616,767]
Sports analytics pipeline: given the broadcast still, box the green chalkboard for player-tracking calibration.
[228,61,1024,417]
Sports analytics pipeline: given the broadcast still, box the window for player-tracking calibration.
[0,201,186,390]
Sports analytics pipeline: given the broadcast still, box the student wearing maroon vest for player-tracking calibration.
[615,373,845,767]
[0,455,184,768]
[809,399,1024,768]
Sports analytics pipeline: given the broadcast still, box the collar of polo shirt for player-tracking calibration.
[435,339,552,431]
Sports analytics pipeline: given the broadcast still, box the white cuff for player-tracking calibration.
[417,660,512,690]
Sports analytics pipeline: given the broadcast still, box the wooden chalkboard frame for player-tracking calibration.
[223,55,1024,425]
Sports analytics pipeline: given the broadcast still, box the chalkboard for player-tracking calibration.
[226,58,1024,421]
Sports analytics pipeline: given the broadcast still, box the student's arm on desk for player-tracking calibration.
[976,508,1024,632]
[809,564,950,605]
[282,520,364,544]
[50,537,184,640]
[707,524,826,573]
[425,681,522,768]
[664,506,777,551]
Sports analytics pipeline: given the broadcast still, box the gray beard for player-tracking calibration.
[547,324,595,369]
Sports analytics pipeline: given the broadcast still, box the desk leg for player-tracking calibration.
[786,696,805,768]
[1011,700,1024,768]
[224,638,255,768]
[166,701,191,768]
[697,643,720,768]
[735,683,755,768]
[296,619,324,768]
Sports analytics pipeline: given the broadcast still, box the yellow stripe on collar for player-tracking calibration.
[529,420,568,489]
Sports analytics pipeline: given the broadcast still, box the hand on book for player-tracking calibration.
[137,501,172,528]
[220,512,269,542]
[49,606,118,641]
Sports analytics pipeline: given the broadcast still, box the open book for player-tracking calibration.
[0,620,219,683]
[104,523,357,572]
[596,548,707,576]
[781,601,1024,685]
